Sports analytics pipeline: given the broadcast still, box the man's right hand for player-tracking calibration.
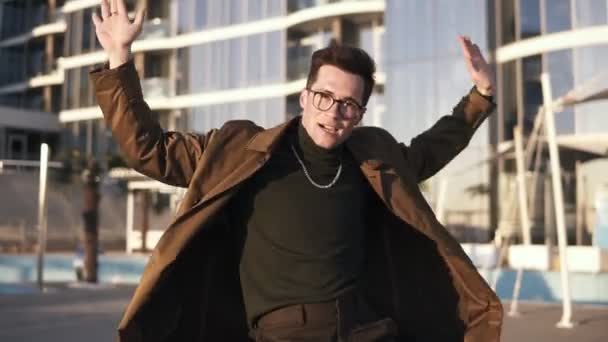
[92,0,146,69]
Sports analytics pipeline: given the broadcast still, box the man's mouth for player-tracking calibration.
[318,123,339,134]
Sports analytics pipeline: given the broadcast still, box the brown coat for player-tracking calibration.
[92,61,503,342]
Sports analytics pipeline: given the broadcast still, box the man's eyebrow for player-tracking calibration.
[317,89,361,104]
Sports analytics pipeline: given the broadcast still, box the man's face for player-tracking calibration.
[300,65,365,149]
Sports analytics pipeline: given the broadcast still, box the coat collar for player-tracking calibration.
[246,117,297,153]
[246,116,390,171]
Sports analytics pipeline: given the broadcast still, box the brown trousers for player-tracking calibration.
[251,291,398,342]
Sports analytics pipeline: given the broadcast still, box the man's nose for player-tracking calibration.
[324,102,341,119]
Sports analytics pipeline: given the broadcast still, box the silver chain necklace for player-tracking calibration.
[290,144,342,189]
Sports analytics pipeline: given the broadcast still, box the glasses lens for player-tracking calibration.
[314,92,333,111]
[341,102,360,119]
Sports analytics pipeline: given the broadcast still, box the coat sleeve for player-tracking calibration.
[400,87,495,182]
[91,60,216,188]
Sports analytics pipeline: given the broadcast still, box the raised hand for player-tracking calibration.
[458,36,494,97]
[92,0,145,68]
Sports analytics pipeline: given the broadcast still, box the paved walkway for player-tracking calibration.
[0,284,131,342]
[0,284,606,341]
[501,301,608,342]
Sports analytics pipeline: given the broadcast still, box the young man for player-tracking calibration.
[92,1,502,341]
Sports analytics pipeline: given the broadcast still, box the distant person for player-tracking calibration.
[91,0,502,341]
[81,158,101,283]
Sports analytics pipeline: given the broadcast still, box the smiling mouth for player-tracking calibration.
[318,123,339,134]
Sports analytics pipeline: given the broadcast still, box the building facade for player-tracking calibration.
[0,0,64,161]
[384,0,493,239]
[384,0,608,242]
[57,0,385,170]
[1,0,607,245]
[492,0,608,242]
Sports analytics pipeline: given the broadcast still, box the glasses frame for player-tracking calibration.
[306,88,366,120]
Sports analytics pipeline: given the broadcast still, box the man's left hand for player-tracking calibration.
[458,36,494,97]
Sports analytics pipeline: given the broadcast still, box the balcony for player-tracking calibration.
[287,45,313,81]
[139,18,171,40]
[0,105,61,132]
[140,77,173,98]
[287,0,368,13]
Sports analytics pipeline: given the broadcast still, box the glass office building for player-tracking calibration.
[384,0,493,235]
[0,0,64,160]
[5,0,384,167]
[1,0,607,243]
[383,0,608,241]
[491,0,608,242]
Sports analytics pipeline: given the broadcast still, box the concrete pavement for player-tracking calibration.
[0,284,132,342]
[0,284,607,341]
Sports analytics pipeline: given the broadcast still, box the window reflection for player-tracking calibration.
[287,44,312,81]
[519,0,541,38]
[573,45,608,134]
[176,30,284,95]
[545,0,571,33]
[189,98,285,133]
[177,0,286,32]
[385,0,488,143]
[0,1,27,39]
[26,40,46,78]
[574,0,607,28]
[0,45,26,86]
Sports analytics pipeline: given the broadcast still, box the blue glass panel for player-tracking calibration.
[520,0,541,38]
[545,0,571,33]
[574,0,607,28]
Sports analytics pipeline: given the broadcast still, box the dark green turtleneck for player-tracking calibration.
[234,120,371,326]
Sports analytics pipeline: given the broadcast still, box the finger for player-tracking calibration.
[458,36,472,59]
[133,7,146,28]
[110,0,117,15]
[92,12,103,28]
[473,44,486,64]
[464,36,475,49]
[465,44,477,60]
[470,44,480,59]
[116,0,128,15]
[473,44,483,57]
[464,57,476,75]
[101,0,110,19]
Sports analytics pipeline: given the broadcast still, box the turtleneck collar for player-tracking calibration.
[295,119,343,166]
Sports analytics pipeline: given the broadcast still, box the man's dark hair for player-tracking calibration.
[306,40,376,106]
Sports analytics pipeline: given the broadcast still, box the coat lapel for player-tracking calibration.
[347,133,494,316]
[119,119,298,335]
[197,119,296,206]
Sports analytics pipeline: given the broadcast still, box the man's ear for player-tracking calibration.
[299,89,307,110]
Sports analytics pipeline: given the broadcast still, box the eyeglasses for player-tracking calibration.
[306,88,366,120]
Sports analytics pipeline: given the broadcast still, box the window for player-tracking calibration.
[81,8,94,53]
[0,1,27,39]
[545,0,571,33]
[519,0,541,38]
[144,52,167,78]
[79,67,92,108]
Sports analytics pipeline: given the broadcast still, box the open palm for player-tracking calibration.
[92,0,145,53]
[458,36,494,96]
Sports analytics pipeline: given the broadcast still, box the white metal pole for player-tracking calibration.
[541,72,575,329]
[509,268,524,317]
[514,126,532,245]
[510,125,532,317]
[36,143,49,291]
[575,161,584,245]
[126,189,135,254]
[435,178,448,225]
